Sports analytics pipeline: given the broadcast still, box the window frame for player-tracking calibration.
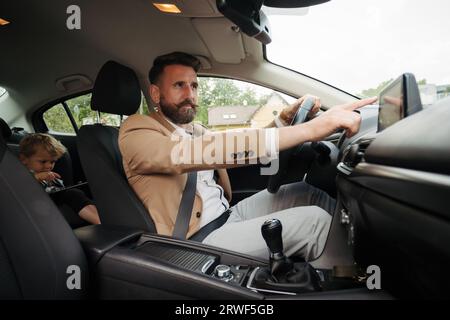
[33,90,93,134]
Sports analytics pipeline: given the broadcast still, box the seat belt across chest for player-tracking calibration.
[172,171,197,239]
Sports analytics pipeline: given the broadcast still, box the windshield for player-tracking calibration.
[265,0,450,103]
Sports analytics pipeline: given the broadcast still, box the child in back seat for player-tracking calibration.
[19,133,101,225]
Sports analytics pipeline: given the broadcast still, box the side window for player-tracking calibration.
[43,93,150,134]
[43,103,76,134]
[196,77,296,131]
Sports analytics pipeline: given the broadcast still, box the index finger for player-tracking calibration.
[343,96,378,111]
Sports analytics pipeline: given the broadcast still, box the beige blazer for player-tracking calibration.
[118,110,271,238]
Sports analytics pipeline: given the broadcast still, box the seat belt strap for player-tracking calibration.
[188,209,231,242]
[172,171,197,239]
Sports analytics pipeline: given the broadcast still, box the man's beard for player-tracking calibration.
[159,97,198,124]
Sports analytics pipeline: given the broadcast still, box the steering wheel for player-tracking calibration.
[267,97,316,193]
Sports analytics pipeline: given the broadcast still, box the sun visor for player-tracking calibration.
[192,17,246,64]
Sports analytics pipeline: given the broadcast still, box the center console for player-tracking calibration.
[75,218,373,299]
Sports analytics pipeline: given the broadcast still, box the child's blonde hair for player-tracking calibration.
[19,133,67,159]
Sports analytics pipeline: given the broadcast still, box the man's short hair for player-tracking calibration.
[19,133,67,159]
[149,52,201,84]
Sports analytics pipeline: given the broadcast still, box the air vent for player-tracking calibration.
[337,138,374,175]
[357,139,372,154]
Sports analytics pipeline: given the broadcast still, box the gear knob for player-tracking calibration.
[261,218,284,258]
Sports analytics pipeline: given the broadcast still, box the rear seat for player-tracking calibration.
[0,117,88,228]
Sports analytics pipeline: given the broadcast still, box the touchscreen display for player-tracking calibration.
[378,77,404,132]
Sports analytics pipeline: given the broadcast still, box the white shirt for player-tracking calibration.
[166,118,230,227]
[166,117,280,227]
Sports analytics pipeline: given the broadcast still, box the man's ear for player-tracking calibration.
[149,84,160,105]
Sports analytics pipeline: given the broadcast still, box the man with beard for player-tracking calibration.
[119,52,376,260]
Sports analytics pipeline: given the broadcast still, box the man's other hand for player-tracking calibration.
[280,94,321,125]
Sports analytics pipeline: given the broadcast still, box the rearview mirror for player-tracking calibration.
[216,0,271,44]
[216,0,330,45]
[264,0,330,8]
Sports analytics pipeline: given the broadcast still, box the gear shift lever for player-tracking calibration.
[261,219,284,258]
[261,219,293,280]
[252,219,322,293]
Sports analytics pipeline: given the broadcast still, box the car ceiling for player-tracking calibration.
[1,0,355,126]
[0,0,263,110]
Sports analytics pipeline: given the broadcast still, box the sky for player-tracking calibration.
[264,0,450,95]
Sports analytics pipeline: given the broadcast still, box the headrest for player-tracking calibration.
[0,118,12,140]
[91,61,142,116]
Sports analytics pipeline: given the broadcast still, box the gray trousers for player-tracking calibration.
[202,182,335,261]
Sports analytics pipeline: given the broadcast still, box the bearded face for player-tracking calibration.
[151,64,200,125]
[159,96,198,124]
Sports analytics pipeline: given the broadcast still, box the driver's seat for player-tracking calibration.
[77,61,156,232]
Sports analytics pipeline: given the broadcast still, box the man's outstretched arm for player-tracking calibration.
[278,97,377,150]
[119,97,376,175]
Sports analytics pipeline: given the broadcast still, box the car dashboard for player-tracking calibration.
[330,96,450,299]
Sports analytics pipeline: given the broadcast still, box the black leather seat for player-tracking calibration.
[77,61,156,232]
[0,119,88,299]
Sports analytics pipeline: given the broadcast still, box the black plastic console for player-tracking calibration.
[75,225,267,299]
[74,225,385,299]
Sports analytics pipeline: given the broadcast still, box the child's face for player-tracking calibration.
[20,146,58,173]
